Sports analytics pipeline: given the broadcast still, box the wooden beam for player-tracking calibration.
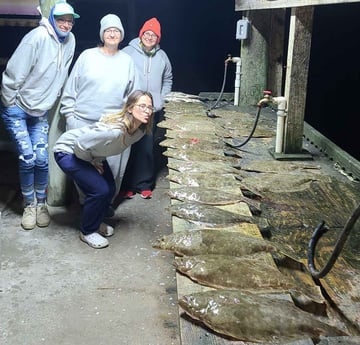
[283,6,313,154]
[0,18,38,26]
[235,0,360,11]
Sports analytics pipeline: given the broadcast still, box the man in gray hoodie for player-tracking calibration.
[0,2,79,230]
[121,17,173,200]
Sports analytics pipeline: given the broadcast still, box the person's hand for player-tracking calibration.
[92,161,104,174]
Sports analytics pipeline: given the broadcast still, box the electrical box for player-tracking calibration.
[236,19,250,40]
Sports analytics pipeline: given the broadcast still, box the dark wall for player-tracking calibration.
[69,0,241,94]
[306,3,360,160]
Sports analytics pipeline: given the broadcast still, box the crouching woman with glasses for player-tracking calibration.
[53,90,153,249]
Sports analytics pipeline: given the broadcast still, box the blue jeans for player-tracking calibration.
[54,152,115,235]
[1,104,48,205]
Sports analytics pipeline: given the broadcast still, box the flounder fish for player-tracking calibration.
[163,148,240,164]
[174,253,294,290]
[159,138,225,152]
[170,202,253,227]
[167,172,241,190]
[165,128,230,140]
[164,91,202,103]
[157,118,219,131]
[153,229,277,257]
[168,187,261,212]
[167,160,240,174]
[178,289,346,343]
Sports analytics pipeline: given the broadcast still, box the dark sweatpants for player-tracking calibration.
[54,152,115,235]
[121,110,163,192]
[122,133,155,192]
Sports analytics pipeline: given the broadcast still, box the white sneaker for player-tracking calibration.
[98,223,114,237]
[36,203,50,227]
[80,232,109,249]
[21,205,36,230]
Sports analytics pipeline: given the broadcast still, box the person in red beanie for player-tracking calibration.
[120,18,173,199]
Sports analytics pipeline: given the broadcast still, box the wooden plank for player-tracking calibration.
[283,6,313,153]
[235,0,360,11]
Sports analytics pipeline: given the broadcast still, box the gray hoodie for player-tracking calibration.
[53,122,144,164]
[123,38,172,111]
[1,18,75,116]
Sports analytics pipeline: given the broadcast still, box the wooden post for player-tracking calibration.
[39,0,58,18]
[283,6,314,154]
[48,99,72,206]
[42,0,72,205]
[267,9,286,97]
[239,10,269,106]
[239,9,285,106]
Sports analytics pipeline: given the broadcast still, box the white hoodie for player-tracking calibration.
[0,18,75,116]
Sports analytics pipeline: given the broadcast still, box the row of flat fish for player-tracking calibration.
[161,105,345,342]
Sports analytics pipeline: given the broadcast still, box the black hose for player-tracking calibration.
[224,105,262,148]
[307,202,360,279]
[206,59,229,118]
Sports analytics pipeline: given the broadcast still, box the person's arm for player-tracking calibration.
[1,40,36,106]
[73,126,122,163]
[161,52,173,99]
[59,55,82,121]
[124,58,137,99]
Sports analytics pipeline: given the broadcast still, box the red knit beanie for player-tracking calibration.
[139,17,161,44]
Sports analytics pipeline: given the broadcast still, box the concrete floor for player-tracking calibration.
[0,150,181,345]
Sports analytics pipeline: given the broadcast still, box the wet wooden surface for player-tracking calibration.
[163,98,360,344]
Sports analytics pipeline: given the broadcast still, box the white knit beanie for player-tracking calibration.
[99,14,124,42]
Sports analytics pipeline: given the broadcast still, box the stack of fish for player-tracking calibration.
[154,100,348,343]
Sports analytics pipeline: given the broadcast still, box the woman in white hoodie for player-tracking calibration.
[53,90,154,249]
[0,2,79,230]
[60,14,136,214]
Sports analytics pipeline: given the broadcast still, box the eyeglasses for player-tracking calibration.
[55,18,74,26]
[136,104,155,112]
[143,32,158,40]
[104,29,121,35]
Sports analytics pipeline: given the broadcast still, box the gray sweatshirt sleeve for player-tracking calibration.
[72,129,115,163]
[161,52,173,99]
[60,55,81,120]
[1,41,36,106]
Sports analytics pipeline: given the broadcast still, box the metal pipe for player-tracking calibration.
[272,96,287,154]
[231,57,241,106]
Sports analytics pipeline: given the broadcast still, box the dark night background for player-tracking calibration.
[1,1,359,160]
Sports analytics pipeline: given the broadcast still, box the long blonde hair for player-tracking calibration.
[100,90,154,135]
